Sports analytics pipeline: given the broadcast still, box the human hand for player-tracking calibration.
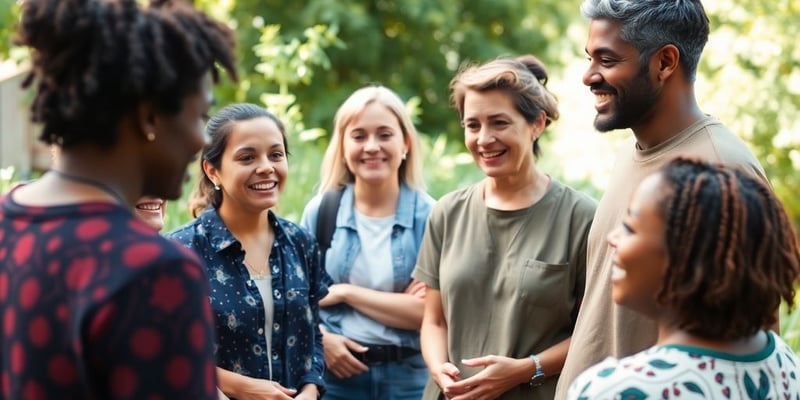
[293,383,319,400]
[444,355,527,400]
[432,362,461,396]
[319,283,349,307]
[404,279,426,298]
[321,331,369,378]
[230,376,296,400]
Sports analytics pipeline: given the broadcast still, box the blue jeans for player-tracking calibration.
[323,353,428,400]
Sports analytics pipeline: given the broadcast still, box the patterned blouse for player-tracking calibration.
[168,207,329,393]
[0,193,219,399]
[567,330,800,399]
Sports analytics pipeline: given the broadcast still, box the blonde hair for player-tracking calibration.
[317,85,426,194]
[450,55,559,156]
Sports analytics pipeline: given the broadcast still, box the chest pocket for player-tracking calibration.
[517,259,569,308]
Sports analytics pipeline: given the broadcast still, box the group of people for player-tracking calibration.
[1,0,798,400]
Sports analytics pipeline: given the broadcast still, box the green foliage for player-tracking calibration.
[700,0,800,229]
[209,0,578,141]
[0,0,18,58]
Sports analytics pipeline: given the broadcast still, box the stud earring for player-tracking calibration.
[145,132,156,142]
[214,184,221,191]
[402,151,408,160]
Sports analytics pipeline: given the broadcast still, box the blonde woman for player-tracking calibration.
[301,85,434,399]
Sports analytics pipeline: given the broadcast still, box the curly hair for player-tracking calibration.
[655,157,800,340]
[16,0,237,149]
[450,55,559,157]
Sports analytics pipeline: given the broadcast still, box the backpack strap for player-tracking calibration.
[315,188,344,263]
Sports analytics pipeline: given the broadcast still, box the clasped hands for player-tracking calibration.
[434,355,529,400]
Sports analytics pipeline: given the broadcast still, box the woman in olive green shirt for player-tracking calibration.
[413,55,596,400]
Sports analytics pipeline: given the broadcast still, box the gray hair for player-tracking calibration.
[581,0,709,81]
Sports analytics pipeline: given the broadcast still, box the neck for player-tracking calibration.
[484,164,548,210]
[657,324,769,356]
[218,203,272,238]
[353,179,400,217]
[632,87,706,150]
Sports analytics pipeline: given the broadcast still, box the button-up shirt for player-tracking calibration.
[169,208,329,392]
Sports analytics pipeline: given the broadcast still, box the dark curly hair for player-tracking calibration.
[655,157,800,340]
[16,0,237,149]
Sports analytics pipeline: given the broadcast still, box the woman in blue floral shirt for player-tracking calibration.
[170,103,329,400]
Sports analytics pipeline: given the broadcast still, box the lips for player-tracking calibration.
[249,182,277,190]
[135,198,164,211]
[480,150,506,159]
[611,265,627,281]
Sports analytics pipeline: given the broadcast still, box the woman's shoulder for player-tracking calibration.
[433,184,479,209]
[548,178,598,219]
[273,212,316,244]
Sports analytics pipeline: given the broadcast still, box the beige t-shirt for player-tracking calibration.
[555,116,767,399]
[413,178,596,400]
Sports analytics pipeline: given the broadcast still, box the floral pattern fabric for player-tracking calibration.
[168,208,329,393]
[568,331,800,399]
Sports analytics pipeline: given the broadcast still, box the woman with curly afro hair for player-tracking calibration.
[0,0,236,398]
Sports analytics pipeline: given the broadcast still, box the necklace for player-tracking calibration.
[243,259,270,280]
[50,169,127,205]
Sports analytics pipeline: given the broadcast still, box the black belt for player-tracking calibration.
[352,345,419,365]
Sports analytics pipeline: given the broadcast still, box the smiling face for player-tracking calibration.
[462,89,542,178]
[204,117,288,215]
[607,172,670,318]
[134,196,166,231]
[342,102,408,188]
[583,19,659,132]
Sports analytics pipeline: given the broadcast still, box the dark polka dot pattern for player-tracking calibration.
[0,193,220,399]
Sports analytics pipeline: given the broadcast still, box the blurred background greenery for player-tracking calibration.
[1,0,798,349]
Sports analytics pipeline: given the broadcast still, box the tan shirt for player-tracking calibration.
[413,178,596,400]
[555,116,767,399]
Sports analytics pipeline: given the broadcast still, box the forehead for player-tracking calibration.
[226,117,284,150]
[629,173,668,221]
[586,19,638,56]
[347,102,400,128]
[462,89,518,118]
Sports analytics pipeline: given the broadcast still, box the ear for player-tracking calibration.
[654,44,680,82]
[530,111,547,141]
[202,159,220,186]
[135,101,158,142]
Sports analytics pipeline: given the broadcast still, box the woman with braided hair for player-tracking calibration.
[0,0,236,398]
[568,157,800,399]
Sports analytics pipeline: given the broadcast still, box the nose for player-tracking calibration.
[364,134,380,152]
[607,225,620,248]
[476,126,494,146]
[583,63,601,87]
[255,155,275,174]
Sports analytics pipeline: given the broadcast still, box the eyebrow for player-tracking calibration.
[464,113,511,121]
[585,47,618,57]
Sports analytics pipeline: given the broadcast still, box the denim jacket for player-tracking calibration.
[300,183,434,349]
[168,208,329,393]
